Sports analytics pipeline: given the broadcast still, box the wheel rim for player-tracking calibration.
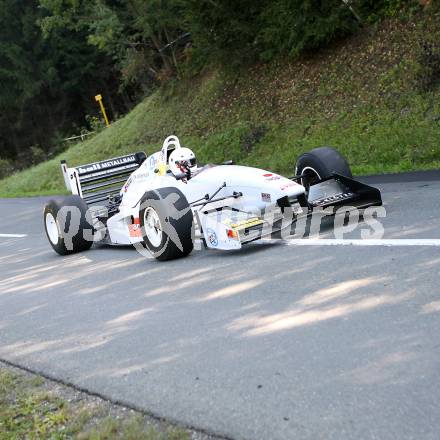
[300,166,321,192]
[144,207,163,248]
[45,212,59,245]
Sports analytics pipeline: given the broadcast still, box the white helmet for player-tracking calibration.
[169,147,197,179]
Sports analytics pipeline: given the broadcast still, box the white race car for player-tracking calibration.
[44,136,382,261]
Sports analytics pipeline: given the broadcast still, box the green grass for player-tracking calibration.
[0,367,190,440]
[1,11,440,198]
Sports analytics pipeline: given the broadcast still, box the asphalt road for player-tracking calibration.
[1,177,440,440]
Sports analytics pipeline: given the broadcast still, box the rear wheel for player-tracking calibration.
[139,187,193,261]
[43,195,94,255]
[295,146,352,192]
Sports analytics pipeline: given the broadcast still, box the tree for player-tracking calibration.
[0,0,126,160]
[39,0,187,85]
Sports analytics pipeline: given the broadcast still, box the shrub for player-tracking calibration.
[357,0,421,22]
[258,0,358,60]
[416,40,440,91]
[0,159,14,179]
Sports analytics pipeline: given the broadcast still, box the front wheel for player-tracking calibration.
[139,187,194,261]
[295,146,352,192]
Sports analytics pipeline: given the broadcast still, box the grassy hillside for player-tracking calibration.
[1,11,440,197]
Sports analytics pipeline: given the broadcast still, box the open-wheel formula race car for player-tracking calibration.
[43,136,382,261]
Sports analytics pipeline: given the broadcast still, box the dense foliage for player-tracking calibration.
[0,1,131,166]
[0,0,424,173]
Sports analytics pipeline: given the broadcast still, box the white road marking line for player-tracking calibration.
[0,233,27,238]
[282,239,440,247]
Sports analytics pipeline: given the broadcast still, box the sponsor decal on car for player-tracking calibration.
[230,218,264,230]
[261,192,271,202]
[128,217,142,238]
[263,173,281,181]
[280,182,297,191]
[128,224,142,238]
[206,228,218,247]
[123,177,133,192]
[78,155,137,175]
[311,192,355,207]
[149,155,157,169]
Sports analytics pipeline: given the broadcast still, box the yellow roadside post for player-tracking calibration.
[95,94,110,127]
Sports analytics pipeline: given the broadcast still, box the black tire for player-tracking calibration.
[139,187,194,261]
[43,195,94,255]
[295,146,352,191]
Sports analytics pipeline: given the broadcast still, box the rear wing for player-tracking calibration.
[61,152,146,205]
